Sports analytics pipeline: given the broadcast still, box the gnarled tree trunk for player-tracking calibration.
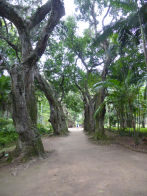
[35,72,68,135]
[49,103,68,135]
[24,66,37,125]
[10,66,44,157]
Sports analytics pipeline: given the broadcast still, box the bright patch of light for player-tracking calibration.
[63,0,76,18]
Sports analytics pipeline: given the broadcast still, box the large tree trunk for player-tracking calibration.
[35,72,68,135]
[83,96,95,133]
[10,66,44,157]
[24,66,37,125]
[94,88,106,137]
[49,102,68,135]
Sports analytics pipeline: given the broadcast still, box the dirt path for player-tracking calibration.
[0,128,147,196]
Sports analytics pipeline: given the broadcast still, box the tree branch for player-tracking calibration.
[102,6,111,29]
[90,2,98,35]
[35,69,57,105]
[73,65,86,98]
[90,60,104,71]
[59,74,65,102]
[23,0,65,65]
[0,35,21,63]
[3,18,9,37]
[77,53,89,71]
[0,54,10,71]
[0,0,26,33]
[74,76,84,95]
[94,3,147,45]
[28,0,52,30]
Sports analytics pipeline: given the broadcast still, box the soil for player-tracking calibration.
[115,135,147,152]
[106,130,147,153]
[0,128,147,196]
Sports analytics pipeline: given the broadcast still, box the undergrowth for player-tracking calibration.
[0,118,53,151]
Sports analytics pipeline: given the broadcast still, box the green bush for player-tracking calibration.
[0,118,53,148]
[37,123,53,136]
[0,118,13,128]
[109,127,147,137]
[0,131,18,147]
[0,118,18,148]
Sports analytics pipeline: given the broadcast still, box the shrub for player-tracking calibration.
[0,118,18,148]
[109,127,147,137]
[0,118,13,128]
[37,123,53,136]
[0,118,54,148]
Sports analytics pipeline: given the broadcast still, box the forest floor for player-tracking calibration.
[0,128,147,196]
[105,130,147,153]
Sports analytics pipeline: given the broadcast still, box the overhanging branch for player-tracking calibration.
[0,0,26,33]
[23,0,65,65]
[28,0,52,30]
[0,35,21,63]
[0,54,10,71]
[94,3,147,45]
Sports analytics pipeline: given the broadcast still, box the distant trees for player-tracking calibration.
[60,0,147,137]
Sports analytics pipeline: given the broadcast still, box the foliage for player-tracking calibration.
[0,118,12,127]
[36,92,50,127]
[109,127,147,137]
[0,117,54,149]
[64,92,83,113]
[0,75,11,112]
[0,118,18,148]
[37,123,53,136]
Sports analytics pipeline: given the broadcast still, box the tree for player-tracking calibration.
[95,39,146,135]
[73,0,119,136]
[94,1,147,67]
[35,32,77,134]
[64,17,100,132]
[0,0,65,158]
[35,70,68,135]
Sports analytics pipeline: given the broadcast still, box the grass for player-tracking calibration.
[107,127,147,137]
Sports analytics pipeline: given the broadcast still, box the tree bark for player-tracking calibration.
[24,66,37,125]
[35,72,68,135]
[94,88,106,136]
[10,66,44,157]
[83,96,95,133]
[49,103,68,135]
